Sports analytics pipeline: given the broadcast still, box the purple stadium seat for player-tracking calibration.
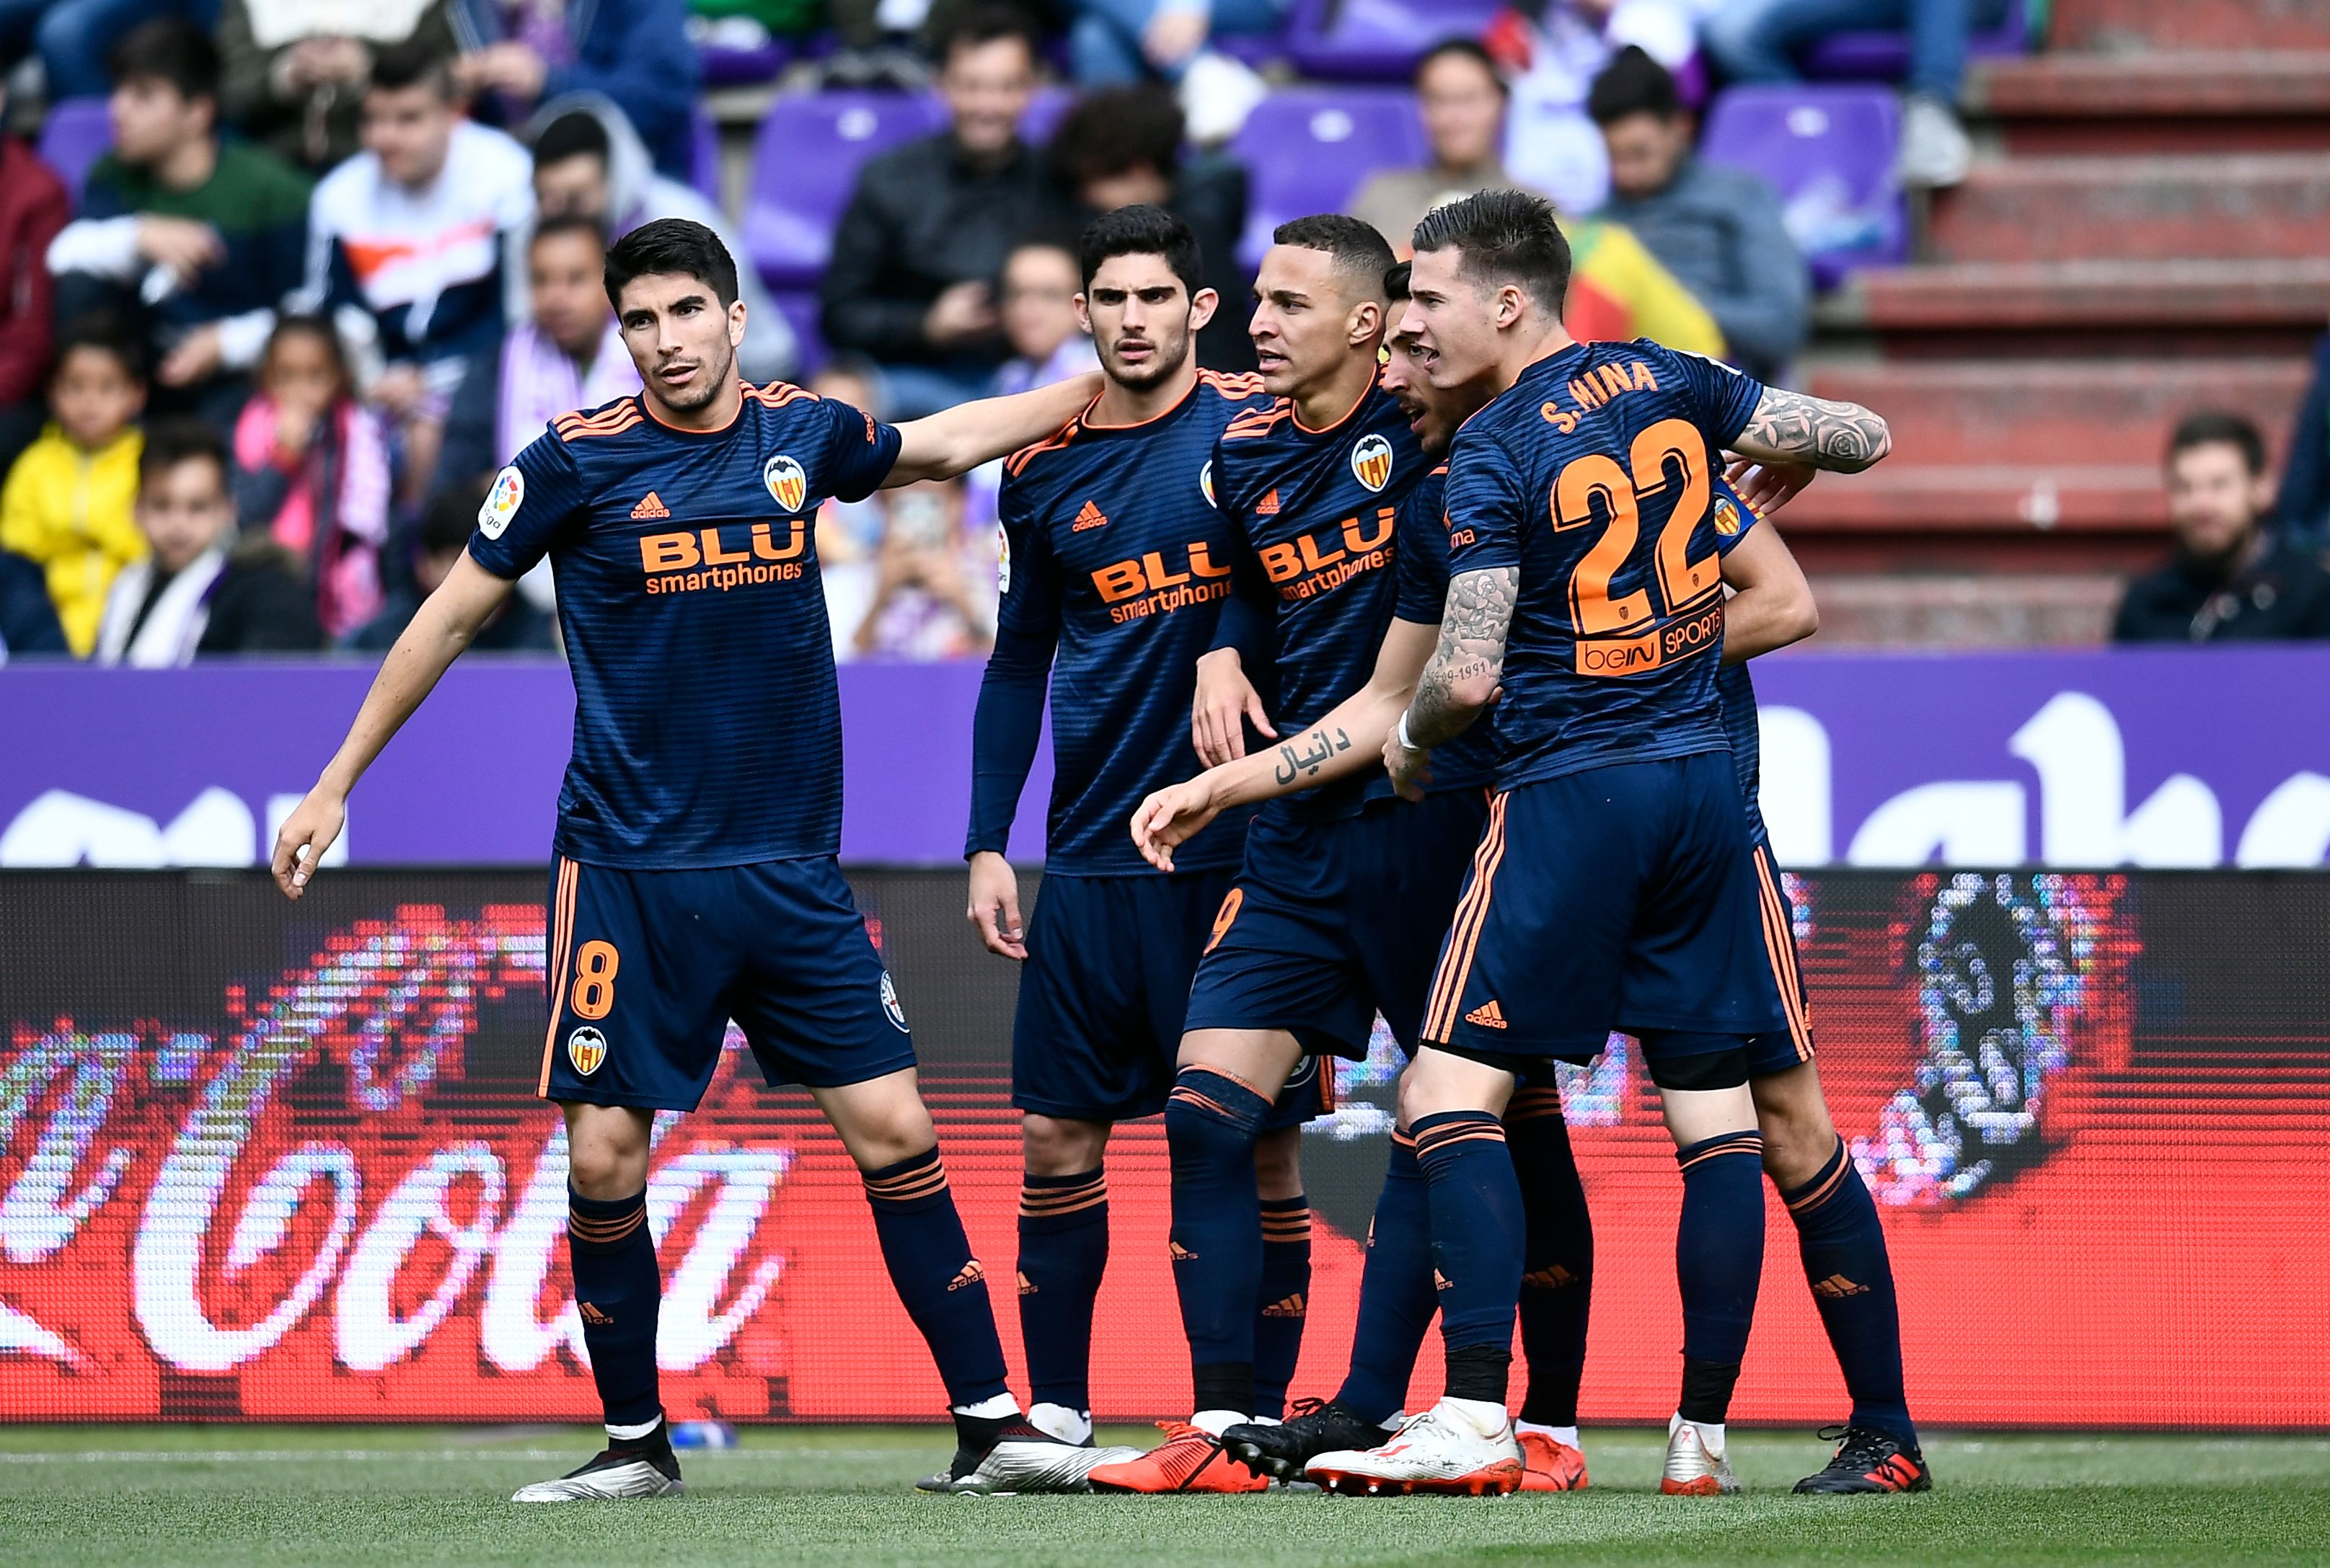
[1230,87,1428,267]
[772,289,827,377]
[1801,0,2027,81]
[742,92,946,288]
[697,34,792,88]
[1284,0,1502,82]
[689,106,722,204]
[1698,87,1907,289]
[35,98,112,199]
[1022,84,1075,149]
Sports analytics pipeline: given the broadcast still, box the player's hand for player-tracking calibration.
[1724,455,1817,517]
[270,787,345,900]
[1382,722,1432,802]
[1131,778,1223,873]
[1192,647,1274,767]
[966,851,1026,960]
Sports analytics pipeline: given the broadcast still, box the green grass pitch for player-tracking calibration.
[2,1425,2324,1567]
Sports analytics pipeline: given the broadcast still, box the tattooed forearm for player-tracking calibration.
[1734,387,1892,472]
[1406,566,1518,749]
[1271,726,1354,786]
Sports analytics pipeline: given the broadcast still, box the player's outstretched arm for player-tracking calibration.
[1729,386,1892,473]
[1720,521,1819,663]
[883,373,1105,485]
[1134,620,1437,870]
[269,552,516,898]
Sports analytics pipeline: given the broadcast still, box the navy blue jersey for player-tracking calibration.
[1390,462,1497,796]
[1445,340,1764,789]
[1716,660,1768,849]
[468,383,901,868]
[968,371,1273,874]
[1213,380,1429,819]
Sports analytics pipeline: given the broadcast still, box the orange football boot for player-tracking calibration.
[1517,1432,1589,1491]
[1086,1421,1271,1494]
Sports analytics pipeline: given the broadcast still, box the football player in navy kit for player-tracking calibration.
[272,219,1113,1500]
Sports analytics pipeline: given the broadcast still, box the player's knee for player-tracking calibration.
[1750,1061,1837,1187]
[561,1103,651,1199]
[1251,1125,1302,1199]
[1022,1112,1108,1177]
[839,1095,940,1171]
[1164,1066,1267,1167]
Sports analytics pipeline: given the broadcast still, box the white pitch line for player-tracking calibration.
[0,1448,911,1466]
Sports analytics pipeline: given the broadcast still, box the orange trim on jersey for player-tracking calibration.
[1005,417,1081,477]
[1080,379,1193,432]
[638,379,754,435]
[537,857,579,1097]
[555,404,637,433]
[1424,793,1509,1042]
[1199,368,1267,397]
[742,380,817,408]
[1222,400,1292,441]
[1289,377,1372,436]
[1753,845,1815,1061]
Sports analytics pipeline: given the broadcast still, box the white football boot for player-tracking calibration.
[1304,1399,1524,1496]
[511,1443,684,1502]
[1660,1415,1740,1496]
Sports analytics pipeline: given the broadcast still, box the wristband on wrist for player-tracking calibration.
[1397,712,1418,752]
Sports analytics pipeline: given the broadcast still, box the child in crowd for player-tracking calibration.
[231,316,389,641]
[0,318,148,657]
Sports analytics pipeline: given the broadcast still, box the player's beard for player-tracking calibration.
[1102,324,1190,393]
[657,335,738,415]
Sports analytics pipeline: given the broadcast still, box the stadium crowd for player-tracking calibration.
[0,0,2325,665]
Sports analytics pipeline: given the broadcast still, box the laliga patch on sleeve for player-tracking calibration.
[479,466,524,539]
[996,523,1012,595]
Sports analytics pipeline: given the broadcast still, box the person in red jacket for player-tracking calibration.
[0,80,70,475]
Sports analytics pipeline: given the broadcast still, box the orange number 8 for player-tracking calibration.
[573,940,620,1020]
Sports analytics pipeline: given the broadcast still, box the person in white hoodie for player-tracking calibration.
[520,93,795,384]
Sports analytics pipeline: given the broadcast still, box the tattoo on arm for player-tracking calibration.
[1271,726,1354,787]
[1737,387,1892,472]
[1408,567,1518,749]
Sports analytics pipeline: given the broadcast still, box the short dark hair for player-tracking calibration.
[1051,84,1183,188]
[422,479,488,555]
[137,417,229,491]
[1411,187,1572,312]
[263,312,348,379]
[1271,213,1397,298]
[54,313,146,385]
[109,17,219,103]
[1077,204,1204,295]
[1587,45,1681,125]
[604,217,739,310]
[936,4,1041,69]
[1383,260,1412,303]
[2168,410,2267,477]
[369,38,454,97]
[531,110,612,169]
[1417,37,1505,95]
[531,211,610,255]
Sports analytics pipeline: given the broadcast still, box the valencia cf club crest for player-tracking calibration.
[764,453,808,512]
[479,466,524,539]
[1351,433,1394,493]
[1200,459,1215,509]
[1713,496,1744,537]
[880,972,909,1032]
[567,1026,608,1076]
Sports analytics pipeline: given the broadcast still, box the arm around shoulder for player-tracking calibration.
[1729,385,1892,473]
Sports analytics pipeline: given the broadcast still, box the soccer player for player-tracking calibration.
[1132,283,1822,1494]
[270,218,1110,1502]
[1305,189,1892,1495]
[962,205,1315,1475]
[1082,215,1498,1495]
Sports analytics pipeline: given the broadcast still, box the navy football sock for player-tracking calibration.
[1674,1130,1765,1424]
[566,1186,663,1432]
[1165,1066,1271,1412]
[1333,1130,1434,1425]
[1783,1138,1915,1446]
[1252,1195,1312,1421]
[1507,1085,1592,1430]
[1415,1110,1524,1405]
[1016,1166,1109,1415]
[862,1146,1011,1409]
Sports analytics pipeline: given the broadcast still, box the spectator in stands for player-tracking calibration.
[1700,0,2003,188]
[524,98,793,382]
[94,417,323,664]
[1588,45,1806,382]
[302,40,531,500]
[2276,335,2330,551]
[994,233,1102,397]
[1048,84,1252,371]
[1063,0,1289,88]
[230,315,388,641]
[1488,0,1702,216]
[2115,412,2330,644]
[0,316,146,658]
[216,0,459,172]
[808,356,888,572]
[446,0,702,180]
[821,6,1062,417]
[0,76,68,476]
[0,0,180,101]
[345,479,556,653]
[0,548,69,659]
[46,20,313,425]
[1352,41,1544,255]
[834,477,994,660]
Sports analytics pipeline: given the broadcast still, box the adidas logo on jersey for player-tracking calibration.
[631,491,671,519]
[1465,999,1509,1029]
[1254,488,1280,515]
[1260,1293,1307,1319]
[1812,1273,1870,1298]
[1072,499,1109,531]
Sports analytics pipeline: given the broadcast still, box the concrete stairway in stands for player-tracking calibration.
[1783,0,2330,646]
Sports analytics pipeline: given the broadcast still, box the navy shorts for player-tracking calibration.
[537,854,917,1112]
[1423,753,1786,1068]
[1014,868,1323,1127]
[1183,789,1492,1060]
[1742,840,1818,1080]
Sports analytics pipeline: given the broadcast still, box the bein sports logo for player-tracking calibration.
[0,788,348,869]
